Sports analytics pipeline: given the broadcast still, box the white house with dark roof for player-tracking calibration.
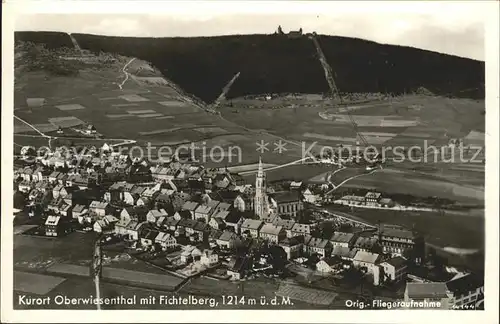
[154,232,177,251]
[93,215,119,233]
[146,209,169,223]
[353,251,382,285]
[209,215,227,230]
[316,257,342,273]
[380,256,408,283]
[302,188,318,204]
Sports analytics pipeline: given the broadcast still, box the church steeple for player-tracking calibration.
[257,156,264,177]
[254,156,268,219]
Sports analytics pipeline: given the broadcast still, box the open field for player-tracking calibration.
[14,271,66,295]
[338,168,483,204]
[13,45,484,202]
[326,205,484,252]
[276,283,338,305]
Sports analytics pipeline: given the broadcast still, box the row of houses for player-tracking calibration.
[334,191,395,208]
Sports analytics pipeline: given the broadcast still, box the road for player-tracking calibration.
[238,156,314,176]
[326,167,381,195]
[14,115,57,148]
[118,58,136,90]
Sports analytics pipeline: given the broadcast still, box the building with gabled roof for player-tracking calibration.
[304,236,332,258]
[380,256,408,283]
[45,215,64,236]
[154,231,177,251]
[194,204,213,223]
[146,209,169,223]
[270,190,303,218]
[279,236,304,260]
[89,200,111,217]
[216,230,238,249]
[259,223,286,243]
[331,246,358,261]
[240,219,264,238]
[352,251,382,284]
[273,218,296,238]
[330,231,357,249]
[182,201,199,217]
[354,236,378,252]
[291,223,312,237]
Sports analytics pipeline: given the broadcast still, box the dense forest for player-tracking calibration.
[15,31,485,102]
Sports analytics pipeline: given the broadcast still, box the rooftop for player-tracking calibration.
[271,190,301,203]
[182,201,199,211]
[241,219,264,230]
[446,273,484,296]
[260,223,284,236]
[406,282,450,299]
[330,232,355,244]
[217,230,237,242]
[383,256,408,268]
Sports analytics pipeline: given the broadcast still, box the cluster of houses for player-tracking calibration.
[14,144,483,308]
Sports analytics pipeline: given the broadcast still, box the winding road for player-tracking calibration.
[118,58,136,90]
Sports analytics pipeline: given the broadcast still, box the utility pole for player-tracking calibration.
[92,235,103,310]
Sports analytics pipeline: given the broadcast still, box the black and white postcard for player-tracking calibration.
[2,1,498,323]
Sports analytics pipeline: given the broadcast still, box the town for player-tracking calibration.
[13,141,484,309]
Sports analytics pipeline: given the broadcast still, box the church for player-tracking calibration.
[254,157,304,219]
[254,157,271,219]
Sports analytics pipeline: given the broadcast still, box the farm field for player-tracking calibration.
[325,205,485,253]
[14,48,484,205]
[221,94,484,149]
[14,272,66,295]
[336,168,484,204]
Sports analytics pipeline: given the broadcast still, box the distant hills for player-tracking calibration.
[15,31,485,102]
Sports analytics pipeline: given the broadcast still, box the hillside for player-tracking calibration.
[14,31,485,103]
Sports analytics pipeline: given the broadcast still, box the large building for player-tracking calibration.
[378,224,424,263]
[254,157,270,219]
[270,190,304,218]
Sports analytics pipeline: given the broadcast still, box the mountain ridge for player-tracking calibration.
[15,31,485,102]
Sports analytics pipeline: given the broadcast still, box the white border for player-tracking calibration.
[2,1,498,323]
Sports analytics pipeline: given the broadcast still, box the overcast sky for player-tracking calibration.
[14,2,486,61]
